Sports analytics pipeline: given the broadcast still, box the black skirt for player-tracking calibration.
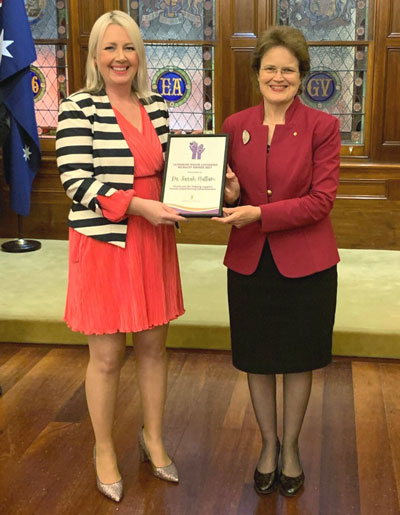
[227,240,337,374]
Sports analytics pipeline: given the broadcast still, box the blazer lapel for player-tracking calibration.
[140,96,169,158]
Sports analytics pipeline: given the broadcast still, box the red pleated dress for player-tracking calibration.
[64,104,185,335]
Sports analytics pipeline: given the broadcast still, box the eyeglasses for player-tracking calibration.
[260,66,300,77]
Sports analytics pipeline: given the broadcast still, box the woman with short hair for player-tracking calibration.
[214,25,340,497]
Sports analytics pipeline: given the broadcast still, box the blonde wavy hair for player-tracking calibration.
[84,10,151,98]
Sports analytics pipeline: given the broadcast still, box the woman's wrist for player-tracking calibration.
[126,195,143,216]
[224,192,241,206]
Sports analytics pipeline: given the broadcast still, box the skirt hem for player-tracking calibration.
[232,356,333,375]
[64,309,185,336]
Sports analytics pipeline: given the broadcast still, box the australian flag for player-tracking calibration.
[0,0,41,216]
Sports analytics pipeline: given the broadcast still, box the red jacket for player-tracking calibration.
[222,96,341,278]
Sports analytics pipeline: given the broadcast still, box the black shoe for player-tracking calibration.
[253,440,280,495]
[279,470,305,497]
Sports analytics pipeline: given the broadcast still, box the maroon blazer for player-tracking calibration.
[222,96,341,278]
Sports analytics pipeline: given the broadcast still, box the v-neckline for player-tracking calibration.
[113,104,144,135]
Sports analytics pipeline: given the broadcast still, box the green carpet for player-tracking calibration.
[0,239,399,358]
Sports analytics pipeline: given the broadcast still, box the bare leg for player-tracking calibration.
[282,371,312,476]
[247,373,279,473]
[86,333,126,483]
[133,324,170,467]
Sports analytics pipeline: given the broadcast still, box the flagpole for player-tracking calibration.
[1,214,41,252]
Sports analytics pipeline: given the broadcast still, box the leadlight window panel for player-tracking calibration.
[32,44,69,138]
[278,1,370,147]
[302,46,367,144]
[277,0,369,42]
[146,45,214,132]
[26,1,69,139]
[26,0,68,40]
[128,0,215,41]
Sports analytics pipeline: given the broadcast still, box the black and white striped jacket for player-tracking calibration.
[56,90,169,247]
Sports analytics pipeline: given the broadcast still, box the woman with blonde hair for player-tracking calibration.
[56,10,185,502]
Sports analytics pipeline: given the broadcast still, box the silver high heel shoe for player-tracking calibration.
[93,446,123,502]
[138,427,179,483]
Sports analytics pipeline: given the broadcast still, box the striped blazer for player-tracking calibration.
[56,90,169,247]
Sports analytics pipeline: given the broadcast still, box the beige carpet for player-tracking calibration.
[0,239,399,358]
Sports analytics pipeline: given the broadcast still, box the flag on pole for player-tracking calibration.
[0,0,41,216]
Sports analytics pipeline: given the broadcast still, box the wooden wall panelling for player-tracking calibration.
[388,179,400,200]
[69,0,120,93]
[232,0,257,37]
[79,46,88,88]
[383,49,400,144]
[2,0,400,251]
[388,0,400,36]
[337,179,388,199]
[0,0,121,241]
[218,0,236,125]
[78,2,106,35]
[218,0,269,124]
[331,198,400,250]
[370,0,400,161]
[231,44,259,113]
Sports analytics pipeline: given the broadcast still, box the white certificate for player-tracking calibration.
[161,134,229,217]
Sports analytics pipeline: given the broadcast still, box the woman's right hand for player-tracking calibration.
[224,165,240,205]
[127,197,187,226]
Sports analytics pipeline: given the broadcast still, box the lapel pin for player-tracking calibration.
[293,131,298,136]
[242,129,250,145]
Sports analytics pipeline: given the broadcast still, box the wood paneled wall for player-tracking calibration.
[1,0,400,249]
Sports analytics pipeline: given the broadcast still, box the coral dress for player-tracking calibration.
[64,104,185,335]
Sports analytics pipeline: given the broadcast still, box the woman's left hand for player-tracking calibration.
[212,205,261,228]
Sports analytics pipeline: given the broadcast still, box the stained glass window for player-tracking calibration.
[26,0,69,138]
[128,0,215,41]
[278,0,368,42]
[32,44,68,137]
[278,0,370,146]
[146,45,214,131]
[129,1,216,132]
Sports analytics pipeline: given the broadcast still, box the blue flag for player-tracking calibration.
[0,0,41,216]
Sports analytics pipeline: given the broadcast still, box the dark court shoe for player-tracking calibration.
[279,470,305,497]
[253,440,280,495]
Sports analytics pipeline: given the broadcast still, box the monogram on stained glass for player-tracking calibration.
[152,68,192,107]
[130,1,215,132]
[146,44,214,132]
[302,46,368,144]
[33,44,69,137]
[30,66,46,102]
[303,69,341,108]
